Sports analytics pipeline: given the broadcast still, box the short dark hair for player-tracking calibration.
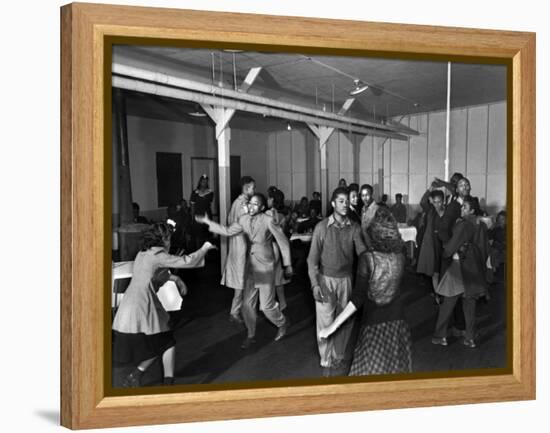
[360,184,373,195]
[349,183,359,193]
[450,172,464,185]
[141,222,172,251]
[132,202,140,211]
[267,185,278,197]
[331,186,349,202]
[462,195,480,215]
[251,192,267,209]
[273,189,285,210]
[395,193,403,200]
[430,190,444,201]
[497,210,507,218]
[312,191,321,198]
[241,176,255,188]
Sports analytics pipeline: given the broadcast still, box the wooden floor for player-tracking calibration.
[112,254,507,388]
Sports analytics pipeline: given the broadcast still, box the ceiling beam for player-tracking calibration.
[215,67,262,137]
[114,76,408,140]
[112,63,418,136]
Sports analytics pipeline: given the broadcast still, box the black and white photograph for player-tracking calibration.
[110,45,508,389]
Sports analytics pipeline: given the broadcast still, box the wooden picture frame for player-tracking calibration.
[61,2,535,429]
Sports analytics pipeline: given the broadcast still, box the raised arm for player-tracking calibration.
[420,188,432,213]
[155,242,214,269]
[197,214,243,237]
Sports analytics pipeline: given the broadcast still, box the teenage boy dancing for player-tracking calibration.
[307,187,366,376]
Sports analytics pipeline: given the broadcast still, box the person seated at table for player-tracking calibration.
[132,202,149,224]
[295,196,310,219]
[390,193,407,224]
[377,194,389,208]
[287,210,300,237]
[112,222,216,387]
[298,206,323,233]
[310,191,322,217]
[416,183,445,299]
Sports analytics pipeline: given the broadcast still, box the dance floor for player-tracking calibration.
[112,253,507,388]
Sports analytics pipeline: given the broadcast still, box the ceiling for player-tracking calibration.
[113,45,507,129]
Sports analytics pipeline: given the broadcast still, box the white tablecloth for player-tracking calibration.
[398,225,417,244]
[290,233,313,242]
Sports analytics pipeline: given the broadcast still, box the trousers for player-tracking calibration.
[434,294,476,340]
[242,281,285,338]
[315,275,353,367]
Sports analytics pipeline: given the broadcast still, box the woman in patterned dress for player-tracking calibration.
[318,207,412,376]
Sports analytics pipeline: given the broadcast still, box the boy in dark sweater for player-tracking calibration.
[307,187,366,375]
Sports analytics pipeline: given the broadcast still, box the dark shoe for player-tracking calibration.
[121,369,142,388]
[431,337,448,346]
[240,337,256,350]
[450,327,466,337]
[330,359,349,377]
[163,377,175,386]
[274,318,290,341]
[463,338,477,348]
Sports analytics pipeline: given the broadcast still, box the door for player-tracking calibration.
[156,152,183,207]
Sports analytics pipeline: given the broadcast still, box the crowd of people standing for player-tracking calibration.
[113,172,505,386]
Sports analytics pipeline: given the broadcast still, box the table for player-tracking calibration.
[398,224,418,245]
[290,233,313,243]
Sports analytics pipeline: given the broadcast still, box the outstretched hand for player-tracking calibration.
[202,241,217,251]
[195,214,210,224]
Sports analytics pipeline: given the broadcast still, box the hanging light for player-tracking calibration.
[349,79,369,96]
[287,122,292,131]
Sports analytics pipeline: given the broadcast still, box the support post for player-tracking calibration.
[217,121,231,270]
[320,142,329,217]
[113,88,133,226]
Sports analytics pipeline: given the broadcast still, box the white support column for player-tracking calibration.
[445,62,451,180]
[320,142,329,216]
[199,67,262,271]
[217,123,231,270]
